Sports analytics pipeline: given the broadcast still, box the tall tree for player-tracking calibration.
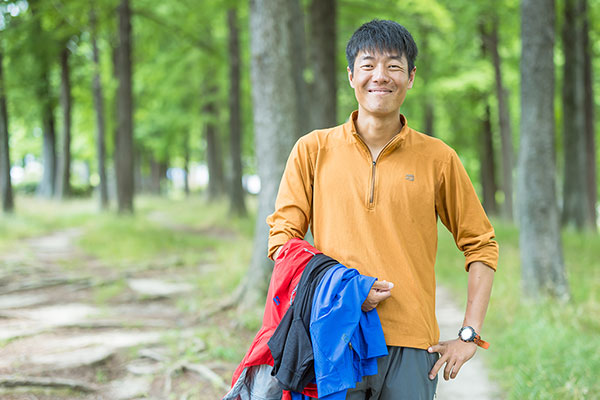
[90,2,109,210]
[561,0,590,229]
[481,17,514,220]
[183,131,190,197]
[242,0,302,307]
[204,85,226,201]
[308,0,337,129]
[581,0,597,230]
[227,8,246,216]
[0,48,13,213]
[56,46,72,199]
[419,29,435,136]
[30,0,58,198]
[115,0,134,213]
[518,0,569,300]
[290,0,309,136]
[480,103,498,216]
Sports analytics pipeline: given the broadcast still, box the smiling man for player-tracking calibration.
[267,20,498,399]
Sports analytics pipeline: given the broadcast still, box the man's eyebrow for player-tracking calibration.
[360,55,375,60]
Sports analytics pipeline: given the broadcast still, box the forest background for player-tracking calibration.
[0,0,598,399]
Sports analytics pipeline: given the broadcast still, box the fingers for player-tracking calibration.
[372,280,394,291]
[429,354,446,380]
[450,360,464,379]
[427,342,446,354]
[443,359,455,381]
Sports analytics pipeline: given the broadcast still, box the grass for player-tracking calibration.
[5,195,596,398]
[435,219,600,400]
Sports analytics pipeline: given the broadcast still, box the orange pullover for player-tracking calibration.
[267,111,498,349]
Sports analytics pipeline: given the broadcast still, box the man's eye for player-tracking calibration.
[389,65,401,69]
[362,64,373,68]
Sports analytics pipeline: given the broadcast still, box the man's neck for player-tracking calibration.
[354,109,403,159]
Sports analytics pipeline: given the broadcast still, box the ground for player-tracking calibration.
[0,200,502,399]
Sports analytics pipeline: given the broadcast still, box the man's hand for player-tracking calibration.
[427,339,477,381]
[361,280,393,312]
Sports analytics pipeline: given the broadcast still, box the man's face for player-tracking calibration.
[347,50,416,118]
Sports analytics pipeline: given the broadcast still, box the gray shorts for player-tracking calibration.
[346,346,439,400]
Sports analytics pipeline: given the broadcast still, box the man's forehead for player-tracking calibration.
[357,50,406,62]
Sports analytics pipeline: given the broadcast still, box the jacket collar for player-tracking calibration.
[344,110,410,153]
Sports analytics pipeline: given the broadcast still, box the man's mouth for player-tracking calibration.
[368,88,393,93]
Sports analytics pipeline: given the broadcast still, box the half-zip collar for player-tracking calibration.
[345,111,410,209]
[346,110,410,161]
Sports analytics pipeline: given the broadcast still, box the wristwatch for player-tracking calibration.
[458,326,490,349]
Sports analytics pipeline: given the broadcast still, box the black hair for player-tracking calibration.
[346,20,418,75]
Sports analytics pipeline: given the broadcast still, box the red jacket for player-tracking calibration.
[229,238,320,398]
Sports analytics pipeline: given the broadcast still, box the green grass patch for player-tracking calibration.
[0,196,96,248]
[435,219,600,399]
[92,279,127,305]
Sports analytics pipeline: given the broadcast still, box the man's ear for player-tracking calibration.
[347,66,355,89]
[408,67,416,89]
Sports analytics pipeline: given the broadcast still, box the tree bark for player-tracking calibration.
[581,0,597,230]
[561,0,589,230]
[183,131,190,197]
[227,8,246,216]
[31,0,57,198]
[290,0,309,136]
[115,0,134,213]
[481,18,514,220]
[480,104,498,216]
[204,91,226,201]
[57,46,72,199]
[308,0,337,129]
[518,0,569,300]
[0,50,13,213]
[419,31,435,137]
[91,2,109,210]
[243,0,302,307]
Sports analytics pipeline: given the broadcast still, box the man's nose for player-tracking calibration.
[372,64,390,83]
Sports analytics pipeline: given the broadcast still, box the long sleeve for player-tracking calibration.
[266,136,315,259]
[435,150,499,271]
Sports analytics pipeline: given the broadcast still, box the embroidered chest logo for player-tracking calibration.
[405,174,415,181]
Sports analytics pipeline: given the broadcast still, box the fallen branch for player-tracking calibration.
[0,375,97,392]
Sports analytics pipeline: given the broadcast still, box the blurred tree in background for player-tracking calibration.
[0,0,598,302]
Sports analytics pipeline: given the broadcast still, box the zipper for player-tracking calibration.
[369,161,376,205]
[354,132,401,208]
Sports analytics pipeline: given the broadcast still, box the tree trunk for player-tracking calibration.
[0,50,13,213]
[183,131,190,197]
[561,0,589,230]
[243,0,302,307]
[518,0,569,300]
[419,31,435,137]
[57,46,72,199]
[227,8,246,216]
[204,92,226,201]
[482,18,514,220]
[308,0,337,129]
[290,0,309,136]
[31,0,57,198]
[581,0,597,230]
[480,104,498,216]
[91,2,109,210]
[115,0,134,213]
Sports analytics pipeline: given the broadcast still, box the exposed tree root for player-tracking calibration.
[0,375,97,392]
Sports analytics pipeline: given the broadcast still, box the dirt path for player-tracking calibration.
[435,286,503,399]
[0,228,231,399]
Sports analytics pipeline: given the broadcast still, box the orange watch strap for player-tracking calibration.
[475,335,490,349]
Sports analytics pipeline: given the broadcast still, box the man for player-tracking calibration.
[267,19,498,399]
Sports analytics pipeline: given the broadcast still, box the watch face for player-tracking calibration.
[460,327,475,341]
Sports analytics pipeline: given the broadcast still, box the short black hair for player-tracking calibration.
[346,20,418,75]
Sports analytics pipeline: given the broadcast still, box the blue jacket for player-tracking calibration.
[309,263,388,400]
